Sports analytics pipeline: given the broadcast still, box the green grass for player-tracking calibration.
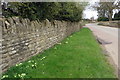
[2,28,115,79]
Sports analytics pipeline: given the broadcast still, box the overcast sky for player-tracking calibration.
[83,0,99,19]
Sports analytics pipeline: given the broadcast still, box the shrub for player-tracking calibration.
[97,17,109,21]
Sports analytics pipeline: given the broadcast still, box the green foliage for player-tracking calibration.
[54,2,83,22]
[2,2,85,22]
[97,17,109,21]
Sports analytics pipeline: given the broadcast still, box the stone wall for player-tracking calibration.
[1,17,82,72]
[98,21,120,28]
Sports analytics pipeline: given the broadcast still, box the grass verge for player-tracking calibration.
[2,28,115,79]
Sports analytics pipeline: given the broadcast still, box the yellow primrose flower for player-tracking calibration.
[21,73,26,76]
[28,60,31,63]
[54,47,57,49]
[67,38,69,40]
[18,74,21,77]
[41,56,46,60]
[19,63,22,66]
[16,64,19,66]
[32,65,35,67]
[2,75,8,79]
[57,43,62,45]
[65,41,68,44]
[70,36,72,37]
[14,75,17,78]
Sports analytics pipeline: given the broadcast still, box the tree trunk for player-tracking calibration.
[109,10,113,21]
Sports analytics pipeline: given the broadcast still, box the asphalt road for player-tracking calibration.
[84,23,119,71]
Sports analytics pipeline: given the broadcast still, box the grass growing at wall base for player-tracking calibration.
[2,28,115,79]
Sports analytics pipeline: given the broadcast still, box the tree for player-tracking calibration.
[2,2,86,22]
[55,2,86,22]
[93,0,120,21]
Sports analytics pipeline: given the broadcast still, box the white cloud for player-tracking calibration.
[83,0,99,19]
[83,9,98,19]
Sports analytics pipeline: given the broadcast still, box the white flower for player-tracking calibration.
[35,63,37,65]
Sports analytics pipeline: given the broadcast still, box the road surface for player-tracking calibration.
[84,23,119,73]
